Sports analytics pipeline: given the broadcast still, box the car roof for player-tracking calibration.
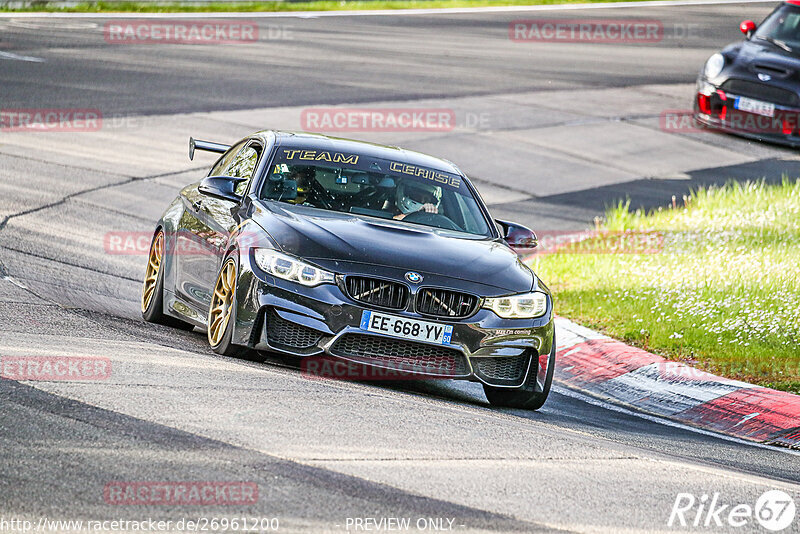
[251,130,464,176]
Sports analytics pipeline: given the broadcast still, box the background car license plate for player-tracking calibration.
[360,310,453,345]
[735,96,775,117]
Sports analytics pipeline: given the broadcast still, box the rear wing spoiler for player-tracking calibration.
[189,137,231,161]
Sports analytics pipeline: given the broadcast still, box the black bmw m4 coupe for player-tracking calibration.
[141,131,555,409]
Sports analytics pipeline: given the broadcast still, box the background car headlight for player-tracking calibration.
[704,53,725,79]
[253,249,335,286]
[483,291,548,319]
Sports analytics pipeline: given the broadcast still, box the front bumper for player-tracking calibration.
[231,255,554,391]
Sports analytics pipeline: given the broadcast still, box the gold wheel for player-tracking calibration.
[208,259,236,347]
[141,231,163,313]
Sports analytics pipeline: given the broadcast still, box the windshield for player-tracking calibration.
[753,5,800,53]
[259,147,492,236]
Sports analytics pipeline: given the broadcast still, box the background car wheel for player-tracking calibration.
[141,229,194,330]
[208,257,249,357]
[483,334,556,410]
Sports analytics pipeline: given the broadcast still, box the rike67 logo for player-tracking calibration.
[669,490,796,531]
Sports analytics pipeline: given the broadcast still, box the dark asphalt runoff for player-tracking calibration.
[1,3,799,533]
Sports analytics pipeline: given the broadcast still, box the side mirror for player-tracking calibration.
[198,176,246,203]
[496,219,538,251]
[740,20,756,37]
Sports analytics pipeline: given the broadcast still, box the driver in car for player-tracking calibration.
[392,181,442,221]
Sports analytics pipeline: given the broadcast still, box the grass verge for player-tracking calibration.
[0,0,662,13]
[530,179,800,394]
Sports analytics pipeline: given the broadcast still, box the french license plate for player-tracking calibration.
[734,96,775,117]
[360,310,453,345]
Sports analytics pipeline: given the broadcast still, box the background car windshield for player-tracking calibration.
[259,150,491,236]
[754,5,800,52]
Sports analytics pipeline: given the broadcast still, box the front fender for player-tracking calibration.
[229,220,275,346]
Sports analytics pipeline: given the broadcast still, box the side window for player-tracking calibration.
[208,141,245,178]
[208,142,261,197]
[227,145,260,196]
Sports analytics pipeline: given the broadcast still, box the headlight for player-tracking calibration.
[253,249,335,286]
[483,291,548,319]
[704,53,725,79]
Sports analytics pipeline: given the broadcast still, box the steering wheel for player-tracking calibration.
[402,211,461,231]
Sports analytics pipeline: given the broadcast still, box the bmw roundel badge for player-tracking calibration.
[405,271,423,284]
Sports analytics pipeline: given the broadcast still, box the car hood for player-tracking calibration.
[727,41,800,80]
[249,200,534,294]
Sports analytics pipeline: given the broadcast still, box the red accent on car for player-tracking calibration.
[716,90,727,121]
[782,118,793,135]
[697,93,711,114]
[740,20,757,35]
[785,0,800,6]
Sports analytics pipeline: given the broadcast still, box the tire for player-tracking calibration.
[483,334,556,410]
[141,229,194,331]
[207,257,249,358]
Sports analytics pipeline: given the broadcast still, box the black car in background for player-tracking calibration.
[141,131,556,410]
[695,1,800,145]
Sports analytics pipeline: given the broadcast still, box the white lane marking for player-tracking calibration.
[2,275,29,290]
[7,20,97,29]
[552,384,800,457]
[555,316,610,351]
[0,0,780,19]
[0,50,44,62]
